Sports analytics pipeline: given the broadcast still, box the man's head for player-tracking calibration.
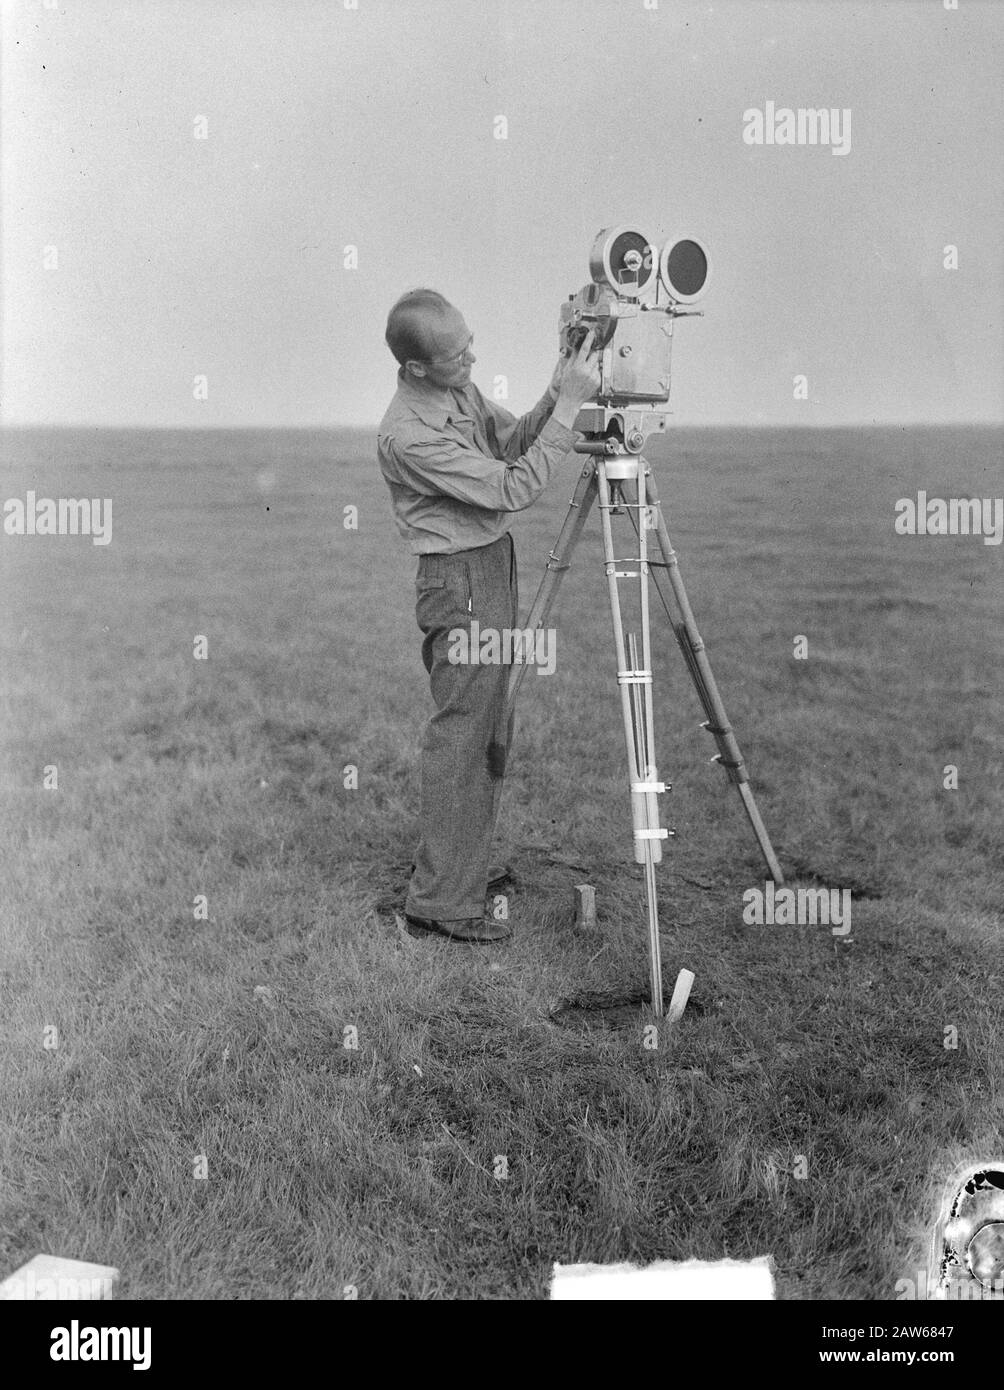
[385,288,476,391]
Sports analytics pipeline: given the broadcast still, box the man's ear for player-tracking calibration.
[404,360,427,379]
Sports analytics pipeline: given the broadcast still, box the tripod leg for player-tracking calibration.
[635,479,663,850]
[641,465,785,885]
[506,461,598,720]
[596,463,665,1016]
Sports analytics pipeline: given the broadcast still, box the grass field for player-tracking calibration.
[1,424,1001,1300]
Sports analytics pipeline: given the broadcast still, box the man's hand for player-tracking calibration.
[550,329,602,431]
[547,349,570,401]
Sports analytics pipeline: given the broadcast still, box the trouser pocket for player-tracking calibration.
[416,567,471,626]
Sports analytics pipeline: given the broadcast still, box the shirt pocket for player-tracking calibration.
[452,416,492,455]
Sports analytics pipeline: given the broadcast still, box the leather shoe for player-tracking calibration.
[404,914,512,943]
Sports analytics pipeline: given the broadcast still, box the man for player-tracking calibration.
[377,287,601,943]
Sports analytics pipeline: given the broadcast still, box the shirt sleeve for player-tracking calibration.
[472,382,558,462]
[383,414,577,513]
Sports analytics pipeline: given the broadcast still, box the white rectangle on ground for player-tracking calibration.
[550,1256,775,1300]
[0,1254,119,1300]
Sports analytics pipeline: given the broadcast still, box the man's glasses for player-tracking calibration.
[423,335,474,367]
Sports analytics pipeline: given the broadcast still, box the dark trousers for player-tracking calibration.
[405,532,518,921]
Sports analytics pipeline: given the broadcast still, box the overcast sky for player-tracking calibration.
[1,0,1001,427]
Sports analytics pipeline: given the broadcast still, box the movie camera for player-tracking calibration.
[560,225,710,449]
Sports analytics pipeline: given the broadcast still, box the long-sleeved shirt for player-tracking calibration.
[377,367,578,554]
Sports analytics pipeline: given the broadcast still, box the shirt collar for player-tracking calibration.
[395,367,472,428]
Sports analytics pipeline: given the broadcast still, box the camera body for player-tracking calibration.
[561,283,676,401]
[560,226,710,448]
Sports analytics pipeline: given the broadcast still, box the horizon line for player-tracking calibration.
[2,419,1001,432]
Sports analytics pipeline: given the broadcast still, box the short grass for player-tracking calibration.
[1,424,1001,1299]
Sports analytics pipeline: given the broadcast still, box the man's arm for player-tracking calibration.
[474,382,559,463]
[380,332,600,513]
[382,414,577,513]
